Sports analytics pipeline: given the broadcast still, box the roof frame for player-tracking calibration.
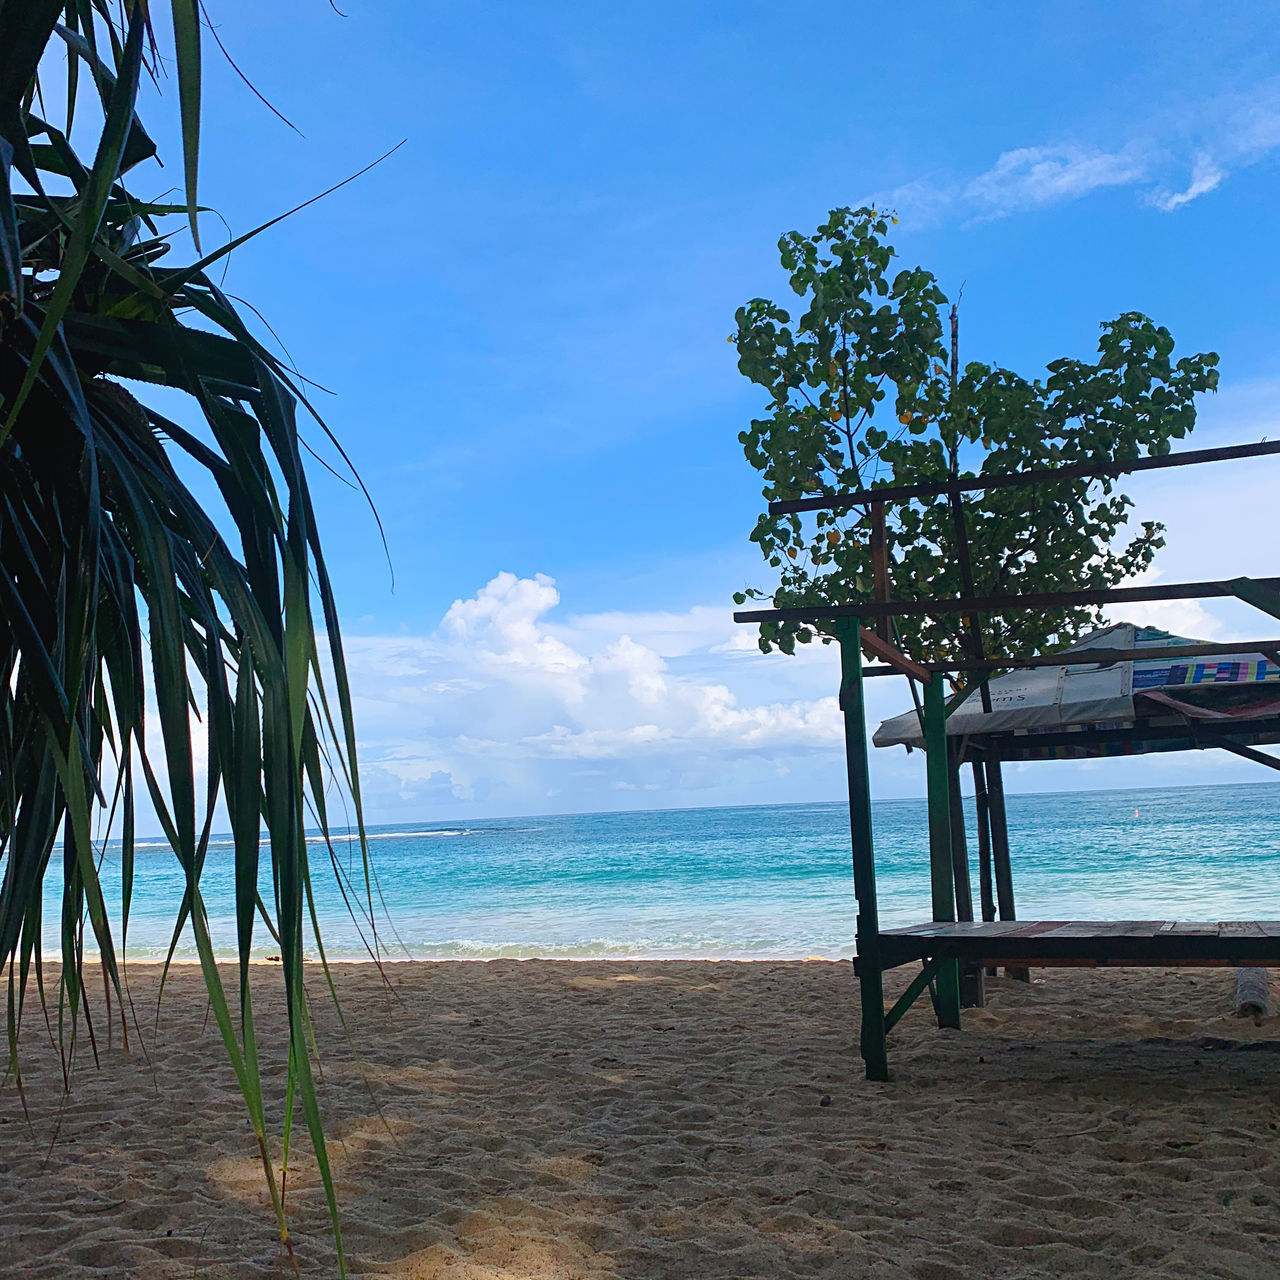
[859,637,1280,677]
[768,438,1280,516]
[734,574,1280,627]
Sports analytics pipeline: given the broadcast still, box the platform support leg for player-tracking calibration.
[985,757,1029,982]
[948,746,984,1007]
[923,677,962,1030]
[985,757,1016,921]
[972,758,996,924]
[837,623,888,1082]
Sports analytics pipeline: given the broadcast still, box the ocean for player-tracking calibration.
[47,781,1280,963]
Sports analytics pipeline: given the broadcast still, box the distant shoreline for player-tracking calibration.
[108,774,1280,845]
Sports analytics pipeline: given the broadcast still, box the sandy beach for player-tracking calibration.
[1,960,1278,1279]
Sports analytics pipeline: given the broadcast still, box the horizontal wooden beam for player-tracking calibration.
[856,627,932,683]
[859,638,1280,677]
[733,576,1280,625]
[975,718,1280,757]
[875,919,1280,970]
[768,438,1280,516]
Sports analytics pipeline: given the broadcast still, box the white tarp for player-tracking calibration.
[871,621,1278,750]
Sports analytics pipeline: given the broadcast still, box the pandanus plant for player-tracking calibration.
[1,3,374,1269]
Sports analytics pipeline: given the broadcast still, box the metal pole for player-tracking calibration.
[837,622,889,1081]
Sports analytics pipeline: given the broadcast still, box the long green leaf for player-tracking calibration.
[1,9,146,443]
[169,0,202,249]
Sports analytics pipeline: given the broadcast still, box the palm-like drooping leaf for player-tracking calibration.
[1,4,373,1269]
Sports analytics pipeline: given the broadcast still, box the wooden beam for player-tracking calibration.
[985,760,1018,947]
[876,919,1280,969]
[734,576,1280,625]
[1230,577,1280,625]
[1212,740,1280,773]
[972,761,996,926]
[857,627,931,683]
[923,677,963,1030]
[883,957,946,1032]
[979,719,1280,756]
[858,637,1280,676]
[947,746,975,925]
[768,438,1280,515]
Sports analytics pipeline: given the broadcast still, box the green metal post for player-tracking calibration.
[924,676,955,921]
[836,622,889,1082]
[923,676,962,1029]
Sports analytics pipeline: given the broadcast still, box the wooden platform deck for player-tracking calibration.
[873,921,1280,970]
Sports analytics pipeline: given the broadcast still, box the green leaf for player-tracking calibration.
[1,9,146,443]
[170,0,203,250]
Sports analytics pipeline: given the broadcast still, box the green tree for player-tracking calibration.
[733,207,1220,665]
[1,4,373,1270]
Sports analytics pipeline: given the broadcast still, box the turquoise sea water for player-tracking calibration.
[48,782,1280,961]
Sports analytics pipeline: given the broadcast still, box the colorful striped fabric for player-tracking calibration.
[1132,658,1280,689]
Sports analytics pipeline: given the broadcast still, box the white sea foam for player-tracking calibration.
[306,828,474,843]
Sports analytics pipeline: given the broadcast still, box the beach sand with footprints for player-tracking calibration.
[2,961,1278,1279]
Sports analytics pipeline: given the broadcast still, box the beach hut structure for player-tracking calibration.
[873,621,1280,934]
[735,438,1280,1080]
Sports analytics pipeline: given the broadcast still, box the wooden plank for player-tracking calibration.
[1108,921,1166,937]
[1040,922,1123,939]
[1003,920,1071,937]
[927,921,1026,937]
[872,918,1280,973]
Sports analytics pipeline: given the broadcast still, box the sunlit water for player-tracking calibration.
[41,782,1280,961]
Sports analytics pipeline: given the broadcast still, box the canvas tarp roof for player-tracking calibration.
[873,622,1280,756]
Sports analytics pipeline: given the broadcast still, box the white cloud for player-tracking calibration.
[880,144,1152,225]
[1150,153,1225,211]
[338,416,1275,824]
[964,144,1149,217]
[339,573,872,821]
[880,75,1280,225]
[1223,78,1280,159]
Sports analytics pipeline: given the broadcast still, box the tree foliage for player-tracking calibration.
[1,3,372,1269]
[734,207,1220,663]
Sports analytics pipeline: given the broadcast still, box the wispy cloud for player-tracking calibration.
[1150,153,1225,211]
[881,76,1280,225]
[964,144,1149,217]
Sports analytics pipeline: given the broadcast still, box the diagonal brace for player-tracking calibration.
[1230,577,1280,625]
[884,956,946,1032]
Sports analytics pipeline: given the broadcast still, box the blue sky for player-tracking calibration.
[131,2,1279,821]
